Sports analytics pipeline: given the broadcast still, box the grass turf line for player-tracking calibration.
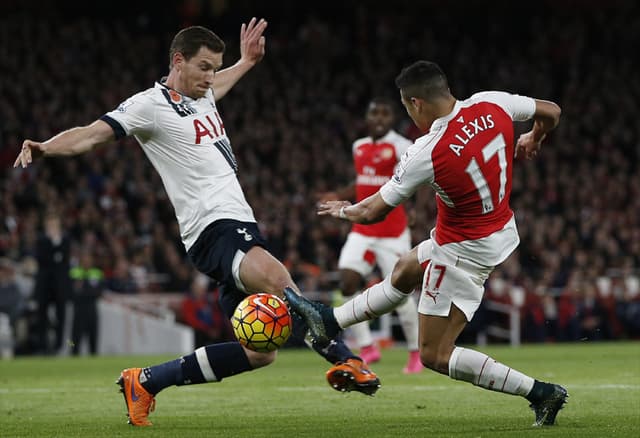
[0,341,638,437]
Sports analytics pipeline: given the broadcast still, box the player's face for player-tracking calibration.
[178,47,223,99]
[365,103,394,139]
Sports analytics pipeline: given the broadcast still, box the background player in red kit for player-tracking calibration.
[317,97,422,373]
[287,60,568,427]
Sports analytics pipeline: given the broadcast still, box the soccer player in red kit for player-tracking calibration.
[318,97,422,373]
[287,60,568,426]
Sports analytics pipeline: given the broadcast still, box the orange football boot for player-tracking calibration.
[116,368,156,426]
[326,358,381,396]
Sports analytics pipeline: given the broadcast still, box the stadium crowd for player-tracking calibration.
[0,0,637,354]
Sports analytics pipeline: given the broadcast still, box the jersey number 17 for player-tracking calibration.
[464,133,507,214]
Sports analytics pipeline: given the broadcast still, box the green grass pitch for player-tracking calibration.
[1,342,638,437]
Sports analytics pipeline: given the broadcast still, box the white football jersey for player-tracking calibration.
[102,81,255,250]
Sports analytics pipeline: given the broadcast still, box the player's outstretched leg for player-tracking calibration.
[116,342,256,426]
[528,383,569,426]
[287,288,381,396]
[283,287,341,346]
[448,345,569,426]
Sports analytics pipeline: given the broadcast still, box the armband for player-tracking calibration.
[339,206,347,219]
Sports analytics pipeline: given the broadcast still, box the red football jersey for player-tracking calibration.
[430,101,515,244]
[352,130,411,237]
[380,92,536,264]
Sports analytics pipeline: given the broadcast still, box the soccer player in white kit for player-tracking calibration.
[286,61,569,426]
[14,20,380,426]
[317,97,422,373]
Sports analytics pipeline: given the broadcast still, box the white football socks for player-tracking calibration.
[448,346,534,396]
[394,294,420,351]
[350,321,374,348]
[334,275,409,328]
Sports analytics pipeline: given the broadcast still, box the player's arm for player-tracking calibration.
[516,99,561,160]
[14,120,115,168]
[212,17,267,100]
[318,192,394,224]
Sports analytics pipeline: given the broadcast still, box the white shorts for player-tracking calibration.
[338,229,411,278]
[417,240,494,321]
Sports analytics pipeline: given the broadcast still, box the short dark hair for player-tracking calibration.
[395,61,449,100]
[169,26,225,67]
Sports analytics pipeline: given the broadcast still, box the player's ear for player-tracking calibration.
[172,52,185,70]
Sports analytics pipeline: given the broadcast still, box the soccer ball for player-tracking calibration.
[231,293,292,352]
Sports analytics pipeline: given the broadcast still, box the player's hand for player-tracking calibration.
[13,140,44,168]
[240,17,267,65]
[317,200,351,218]
[316,191,339,203]
[515,130,544,160]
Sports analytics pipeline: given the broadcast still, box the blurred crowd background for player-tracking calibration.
[0,0,638,355]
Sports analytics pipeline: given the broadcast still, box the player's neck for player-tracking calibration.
[423,97,456,129]
[432,96,457,119]
[164,71,189,98]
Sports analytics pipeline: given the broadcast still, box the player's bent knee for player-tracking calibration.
[263,271,294,294]
[419,346,449,374]
[243,247,294,293]
[419,348,436,370]
[244,348,277,369]
[391,252,422,293]
[257,260,294,294]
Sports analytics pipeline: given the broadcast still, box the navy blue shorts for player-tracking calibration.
[187,219,267,317]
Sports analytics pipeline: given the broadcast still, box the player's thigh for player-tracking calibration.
[390,240,429,293]
[187,219,297,297]
[373,229,412,277]
[337,232,376,278]
[238,246,296,295]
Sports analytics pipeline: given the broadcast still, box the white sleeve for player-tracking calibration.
[393,134,412,160]
[380,135,436,207]
[472,91,536,122]
[102,91,155,138]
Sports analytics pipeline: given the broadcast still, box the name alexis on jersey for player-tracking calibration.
[449,114,495,157]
